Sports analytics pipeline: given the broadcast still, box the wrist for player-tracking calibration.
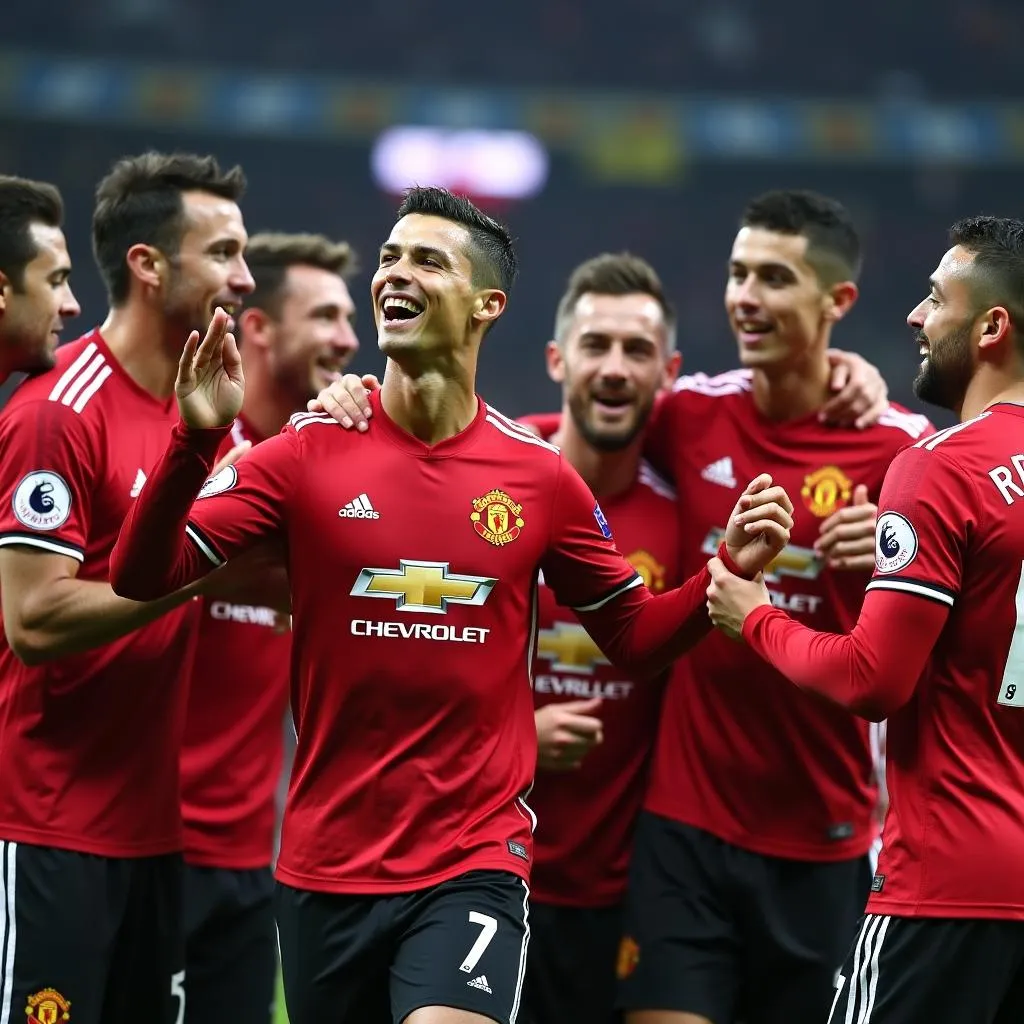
[718,541,751,580]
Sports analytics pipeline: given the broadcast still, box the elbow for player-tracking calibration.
[845,689,909,723]
[5,622,59,667]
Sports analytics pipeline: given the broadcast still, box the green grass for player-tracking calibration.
[274,972,289,1024]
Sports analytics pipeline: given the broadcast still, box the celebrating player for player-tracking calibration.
[0,152,253,1024]
[0,175,80,384]
[520,253,680,1024]
[181,232,358,1024]
[707,215,1024,1024]
[109,188,794,1024]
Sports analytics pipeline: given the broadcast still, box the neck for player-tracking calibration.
[551,410,642,499]
[99,303,181,400]
[239,356,301,440]
[380,352,479,444]
[751,346,832,422]
[960,363,1024,421]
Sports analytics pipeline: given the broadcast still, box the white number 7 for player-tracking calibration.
[459,912,498,974]
[170,970,186,1024]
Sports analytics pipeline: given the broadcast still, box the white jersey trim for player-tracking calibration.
[913,411,991,451]
[572,573,643,612]
[47,343,112,413]
[875,406,931,439]
[865,577,955,607]
[0,534,84,562]
[185,523,225,568]
[485,414,561,455]
[289,412,338,432]
[673,369,753,397]
[638,459,676,500]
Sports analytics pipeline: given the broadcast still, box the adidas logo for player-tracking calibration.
[701,457,736,489]
[466,975,492,994]
[130,468,147,498]
[339,493,380,519]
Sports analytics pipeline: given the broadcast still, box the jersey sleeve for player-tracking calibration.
[109,420,298,601]
[516,412,560,437]
[0,399,97,562]
[864,442,975,609]
[640,389,678,481]
[542,458,717,677]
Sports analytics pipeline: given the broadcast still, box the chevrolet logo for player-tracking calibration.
[536,621,609,673]
[702,528,822,583]
[350,559,498,614]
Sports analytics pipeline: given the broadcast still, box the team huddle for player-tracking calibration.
[0,151,1022,1024]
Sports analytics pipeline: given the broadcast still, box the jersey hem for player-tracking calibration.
[0,823,183,858]
[642,803,877,862]
[275,854,530,894]
[867,897,1024,919]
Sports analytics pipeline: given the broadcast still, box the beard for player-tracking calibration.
[912,324,974,412]
[567,389,656,452]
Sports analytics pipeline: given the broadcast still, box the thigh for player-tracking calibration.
[523,902,622,1024]
[104,853,185,1024]
[3,840,123,1024]
[391,870,530,1024]
[274,881,392,1024]
[743,854,870,1024]
[617,814,740,1024]
[184,866,277,1024]
[832,914,1024,1024]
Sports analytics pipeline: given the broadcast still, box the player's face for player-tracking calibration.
[907,246,978,411]
[725,227,836,369]
[163,191,254,337]
[0,223,80,375]
[265,264,360,403]
[548,293,679,452]
[372,214,497,359]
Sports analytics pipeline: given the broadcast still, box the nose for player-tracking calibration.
[232,257,256,296]
[331,321,360,359]
[907,300,926,330]
[598,343,629,382]
[61,285,81,320]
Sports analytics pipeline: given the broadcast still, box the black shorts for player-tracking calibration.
[183,864,277,1024]
[522,900,622,1024]
[619,812,871,1024]
[275,869,530,1024]
[830,913,1024,1024]
[0,840,183,1024]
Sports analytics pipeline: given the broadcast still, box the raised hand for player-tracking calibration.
[723,474,795,577]
[176,307,244,430]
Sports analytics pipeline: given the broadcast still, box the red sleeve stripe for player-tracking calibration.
[571,572,643,612]
[184,521,226,567]
[0,533,84,561]
[866,577,956,607]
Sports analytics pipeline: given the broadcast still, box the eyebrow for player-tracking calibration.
[929,278,944,298]
[380,242,451,264]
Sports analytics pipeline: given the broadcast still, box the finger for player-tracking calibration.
[707,556,729,581]
[559,696,604,715]
[824,537,876,559]
[854,395,889,431]
[561,715,604,738]
[828,354,850,392]
[360,373,382,394]
[828,553,876,572]
[852,483,870,506]
[740,485,794,516]
[177,330,201,390]
[317,390,359,432]
[817,519,876,547]
[306,398,325,413]
[211,440,251,476]
[741,473,773,496]
[222,330,243,383]
[743,520,790,547]
[194,307,229,371]
[735,503,794,531]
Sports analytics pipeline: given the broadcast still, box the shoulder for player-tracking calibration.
[482,403,562,463]
[867,402,934,445]
[906,410,994,456]
[636,459,677,503]
[668,369,753,403]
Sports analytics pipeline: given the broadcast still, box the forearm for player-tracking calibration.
[110,419,230,601]
[11,575,202,664]
[743,590,946,720]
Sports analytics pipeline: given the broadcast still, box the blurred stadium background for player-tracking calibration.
[4,0,1023,422]
[4,3,1021,1017]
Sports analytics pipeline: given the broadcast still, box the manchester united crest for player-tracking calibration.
[801,465,852,518]
[626,549,666,592]
[617,936,640,979]
[26,989,71,1023]
[471,489,525,547]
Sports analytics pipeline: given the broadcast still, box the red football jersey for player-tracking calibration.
[110,391,729,894]
[0,331,199,857]
[529,444,679,907]
[181,414,291,869]
[862,405,1024,917]
[645,370,932,860]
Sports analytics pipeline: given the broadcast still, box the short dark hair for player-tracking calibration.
[92,151,246,306]
[950,215,1024,339]
[0,176,64,290]
[741,189,862,285]
[245,232,357,318]
[395,186,517,293]
[554,252,676,352]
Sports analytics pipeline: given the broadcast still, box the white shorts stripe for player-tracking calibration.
[0,840,18,1024]
[508,879,530,1024]
[842,913,891,1024]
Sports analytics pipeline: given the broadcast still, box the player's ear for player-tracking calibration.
[472,288,506,329]
[238,307,272,349]
[125,243,164,294]
[545,340,566,384]
[662,350,682,390]
[978,305,1013,353]
[825,281,859,323]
